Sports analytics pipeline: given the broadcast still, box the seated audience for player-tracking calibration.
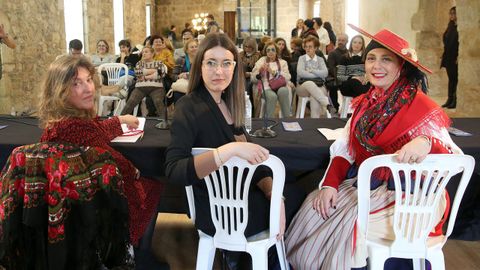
[152,35,175,72]
[251,41,292,118]
[313,17,330,54]
[296,36,332,118]
[56,39,85,60]
[174,29,194,61]
[169,39,199,102]
[38,56,165,269]
[121,47,168,117]
[116,39,140,91]
[327,33,349,111]
[258,35,272,55]
[323,21,336,54]
[286,25,460,270]
[239,37,262,112]
[301,19,319,40]
[290,37,305,84]
[291,19,304,38]
[337,34,370,98]
[90,39,115,67]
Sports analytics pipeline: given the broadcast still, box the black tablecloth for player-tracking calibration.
[1,117,479,176]
[2,117,480,227]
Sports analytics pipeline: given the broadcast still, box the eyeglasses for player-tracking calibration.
[304,45,316,49]
[202,59,236,71]
[266,48,276,53]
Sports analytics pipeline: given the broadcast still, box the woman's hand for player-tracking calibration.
[277,199,286,240]
[395,136,431,164]
[218,142,269,165]
[312,187,338,220]
[118,115,139,130]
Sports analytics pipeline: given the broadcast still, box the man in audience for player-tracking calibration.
[0,23,16,80]
[327,33,349,112]
[174,29,194,61]
[313,17,330,54]
[68,39,83,57]
[56,39,85,60]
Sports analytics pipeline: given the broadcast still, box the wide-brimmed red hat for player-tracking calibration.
[348,23,432,74]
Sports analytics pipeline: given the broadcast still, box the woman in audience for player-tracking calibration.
[121,47,168,117]
[337,34,370,98]
[295,36,331,118]
[152,35,175,72]
[239,37,262,111]
[251,41,292,118]
[290,37,305,84]
[90,39,115,67]
[165,32,304,269]
[116,39,140,90]
[170,39,199,102]
[274,37,292,65]
[286,25,461,270]
[38,56,165,269]
[301,19,319,39]
[323,22,336,54]
[258,35,272,55]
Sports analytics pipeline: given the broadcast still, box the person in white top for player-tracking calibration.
[313,17,330,54]
[295,36,332,118]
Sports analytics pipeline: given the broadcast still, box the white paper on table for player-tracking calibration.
[282,121,302,131]
[111,117,146,143]
[317,128,343,140]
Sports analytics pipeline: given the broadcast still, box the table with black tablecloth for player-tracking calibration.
[1,116,480,220]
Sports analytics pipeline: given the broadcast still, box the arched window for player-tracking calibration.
[63,0,85,53]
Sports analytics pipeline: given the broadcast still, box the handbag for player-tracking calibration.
[298,77,325,87]
[268,60,287,92]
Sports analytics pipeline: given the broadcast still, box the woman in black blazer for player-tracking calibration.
[165,33,304,268]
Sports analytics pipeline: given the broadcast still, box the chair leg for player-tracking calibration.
[276,240,289,270]
[249,248,269,270]
[427,251,445,270]
[196,236,216,270]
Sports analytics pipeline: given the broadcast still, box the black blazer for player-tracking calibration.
[165,85,270,236]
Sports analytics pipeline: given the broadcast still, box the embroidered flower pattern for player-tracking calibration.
[0,142,125,243]
[401,48,418,62]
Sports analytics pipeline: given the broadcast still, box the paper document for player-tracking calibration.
[317,128,343,140]
[282,121,302,131]
[0,125,7,130]
[111,117,146,143]
[447,127,472,137]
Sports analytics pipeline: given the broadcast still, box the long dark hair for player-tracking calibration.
[188,33,245,127]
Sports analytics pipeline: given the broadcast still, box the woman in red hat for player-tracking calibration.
[285,25,462,269]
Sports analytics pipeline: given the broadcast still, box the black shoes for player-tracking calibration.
[442,99,456,109]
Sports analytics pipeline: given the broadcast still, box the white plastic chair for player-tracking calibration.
[295,96,309,118]
[357,154,475,270]
[97,63,128,116]
[339,95,353,118]
[187,148,289,270]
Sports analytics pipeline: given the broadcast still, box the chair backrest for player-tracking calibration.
[189,147,286,250]
[357,154,474,258]
[98,63,128,86]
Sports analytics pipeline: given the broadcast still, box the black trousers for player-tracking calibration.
[446,63,458,105]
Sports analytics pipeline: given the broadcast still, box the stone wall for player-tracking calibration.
[276,0,300,43]
[84,0,115,54]
[0,0,65,115]
[124,0,147,47]
[153,0,224,38]
[455,0,480,117]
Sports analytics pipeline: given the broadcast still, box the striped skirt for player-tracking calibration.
[285,178,446,270]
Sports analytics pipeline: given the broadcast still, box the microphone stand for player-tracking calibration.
[252,73,276,138]
[155,77,172,129]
